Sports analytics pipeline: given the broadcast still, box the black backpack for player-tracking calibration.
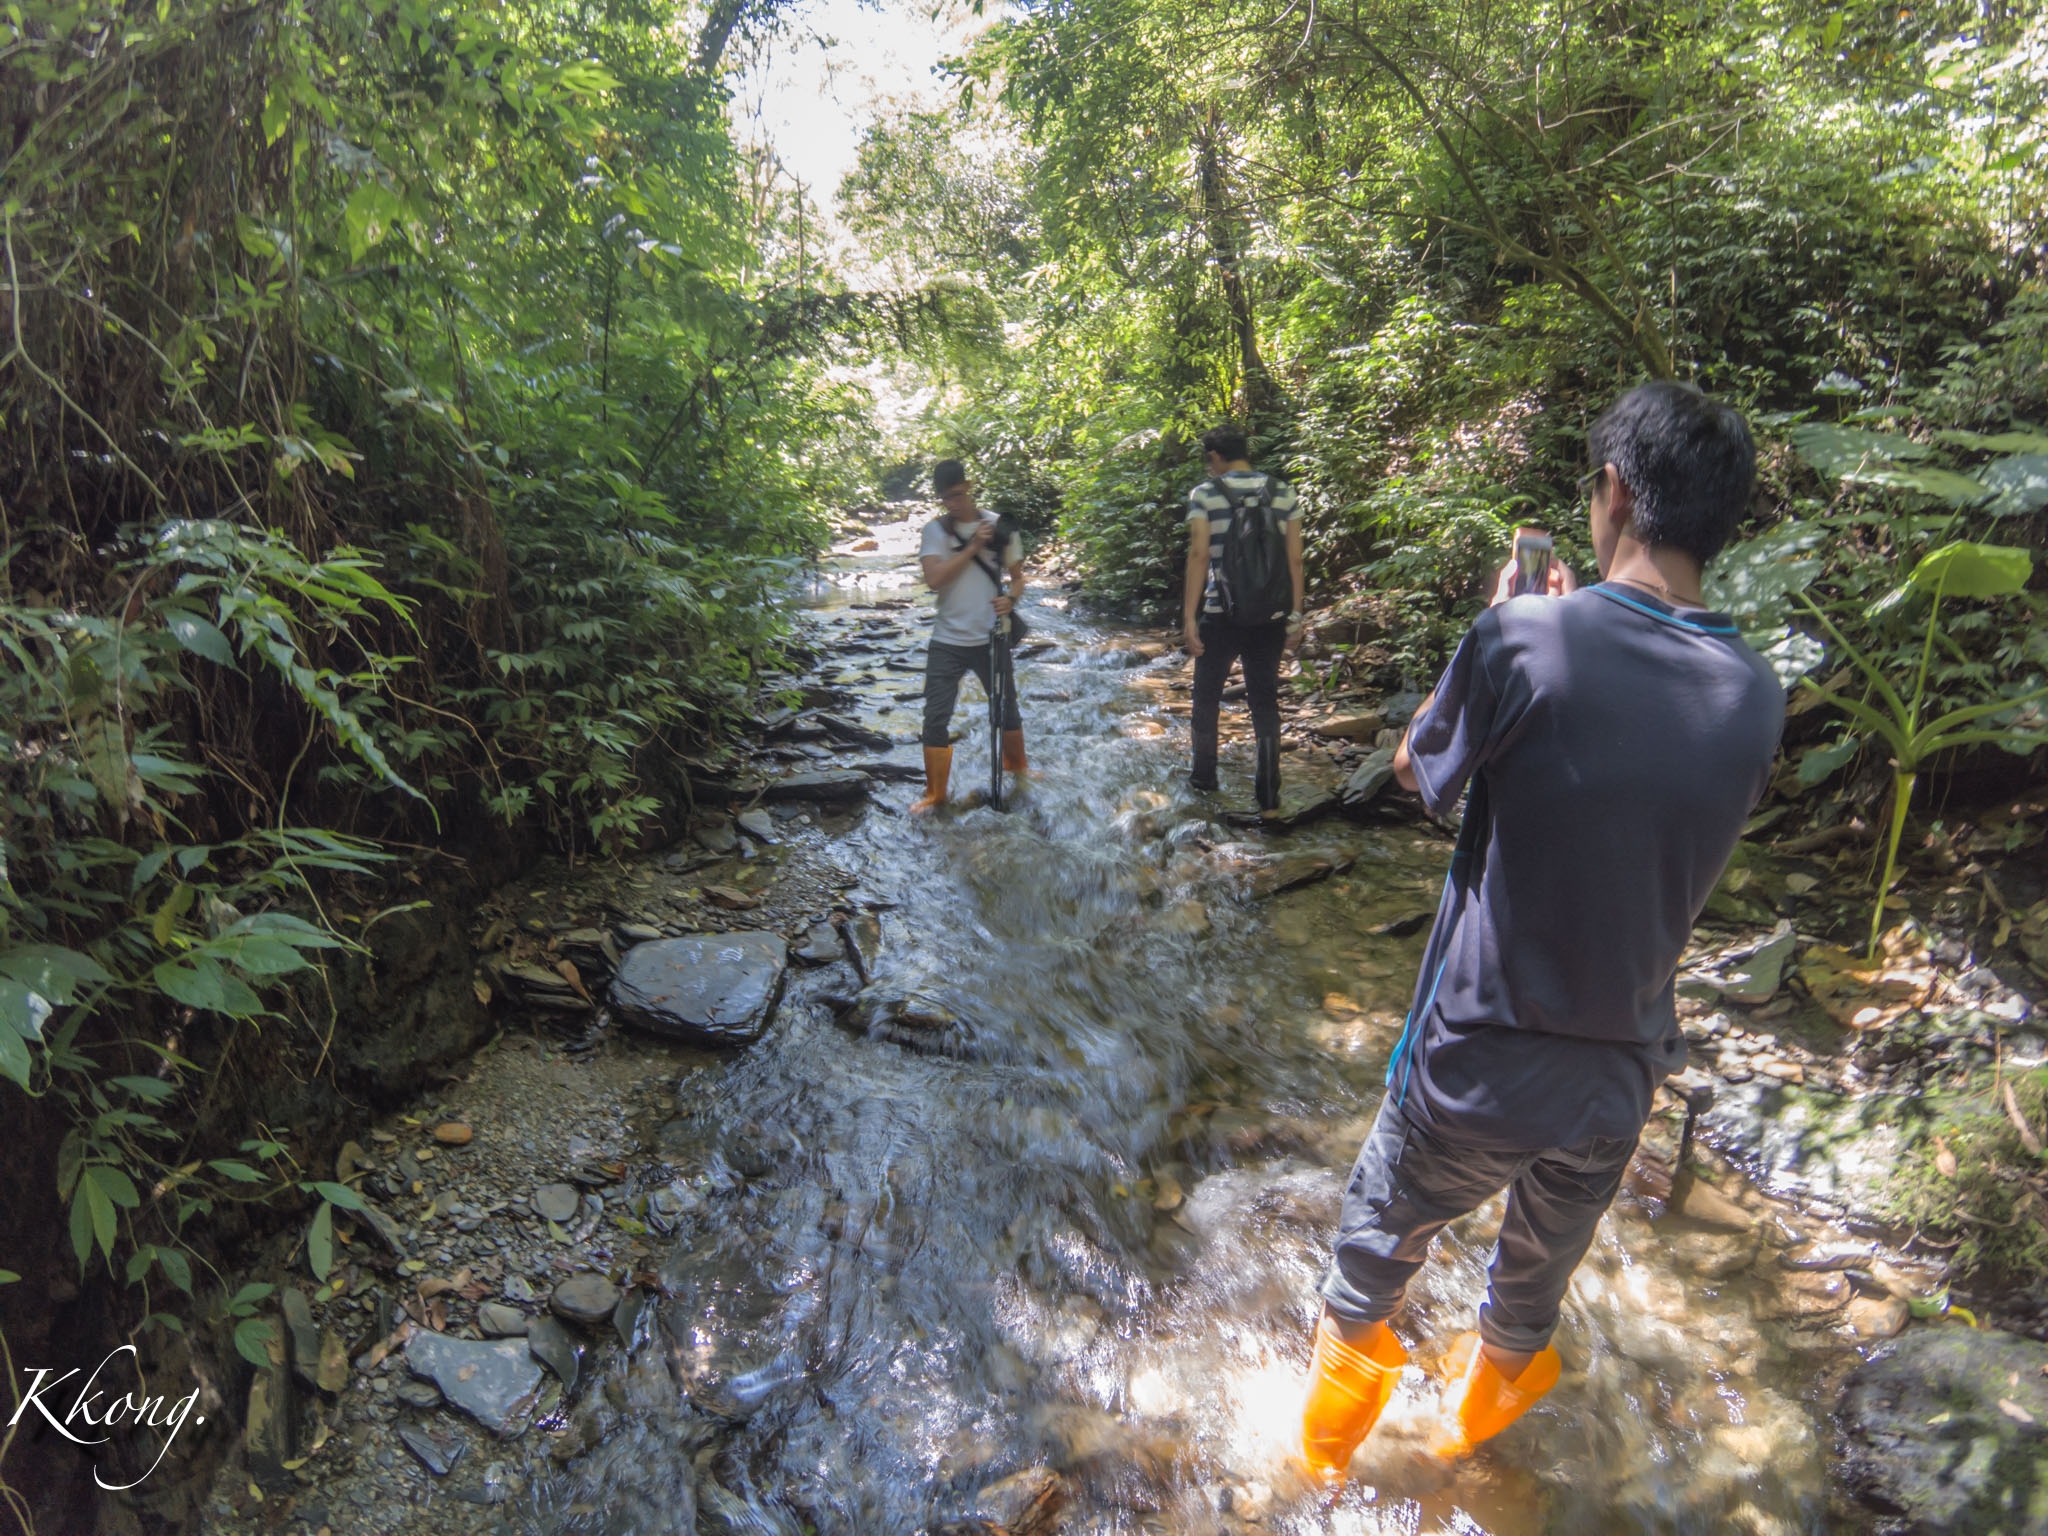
[1211,476,1292,624]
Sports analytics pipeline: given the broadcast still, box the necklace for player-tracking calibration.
[1611,573,1704,608]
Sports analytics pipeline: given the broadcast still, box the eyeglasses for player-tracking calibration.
[938,485,971,502]
[1576,467,1606,501]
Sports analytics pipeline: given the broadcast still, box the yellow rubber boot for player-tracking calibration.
[1427,1332,1561,1459]
[910,746,952,816]
[1000,729,1031,776]
[1300,1316,1407,1483]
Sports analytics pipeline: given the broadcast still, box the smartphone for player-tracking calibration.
[1511,528,1553,597]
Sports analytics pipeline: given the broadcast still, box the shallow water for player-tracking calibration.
[534,518,1855,1536]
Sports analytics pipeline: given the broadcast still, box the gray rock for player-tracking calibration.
[244,1367,294,1489]
[477,1302,529,1337]
[1840,1327,2048,1533]
[280,1289,321,1392]
[614,922,663,945]
[1716,921,1797,1006]
[608,933,789,1047]
[759,770,870,804]
[502,1275,537,1305]
[526,1315,581,1395]
[533,1183,582,1224]
[793,922,845,966]
[1247,851,1350,900]
[695,817,739,854]
[551,1274,621,1326]
[395,1378,443,1409]
[838,913,883,984]
[403,1331,543,1437]
[396,1420,466,1477]
[813,713,893,750]
[1340,747,1398,807]
[736,809,776,840]
[1221,787,1338,831]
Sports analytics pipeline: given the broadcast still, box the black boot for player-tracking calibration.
[1255,734,1281,813]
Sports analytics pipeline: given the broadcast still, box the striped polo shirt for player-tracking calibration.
[1187,471,1300,616]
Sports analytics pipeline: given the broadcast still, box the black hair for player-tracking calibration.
[932,459,968,495]
[1587,382,1755,565]
[1200,424,1250,463]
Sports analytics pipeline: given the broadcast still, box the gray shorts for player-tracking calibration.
[1321,1097,1637,1353]
[922,639,1022,748]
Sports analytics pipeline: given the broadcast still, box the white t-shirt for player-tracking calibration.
[920,514,1024,646]
[1187,471,1299,616]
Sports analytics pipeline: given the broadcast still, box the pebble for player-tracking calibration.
[396,1421,465,1478]
[477,1303,529,1336]
[1846,1293,1909,1339]
[533,1184,582,1223]
[434,1122,474,1145]
[616,922,663,945]
[395,1379,443,1409]
[737,810,776,840]
[503,1275,537,1305]
[551,1273,621,1326]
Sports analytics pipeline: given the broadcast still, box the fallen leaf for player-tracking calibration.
[1935,1136,1959,1179]
[358,1320,412,1371]
[554,959,590,1001]
[427,1296,448,1332]
[418,1276,458,1299]
[473,978,493,1005]
[1926,1411,1952,1425]
[457,1363,478,1382]
[1998,1398,2036,1425]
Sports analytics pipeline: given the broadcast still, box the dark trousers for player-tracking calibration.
[1190,618,1287,809]
[922,639,1021,749]
[1321,1098,1638,1353]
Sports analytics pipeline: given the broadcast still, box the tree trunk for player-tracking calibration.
[1196,109,1275,433]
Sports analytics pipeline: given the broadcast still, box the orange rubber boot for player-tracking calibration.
[910,746,952,816]
[1000,729,1030,775]
[1300,1316,1408,1483]
[1427,1332,1561,1459]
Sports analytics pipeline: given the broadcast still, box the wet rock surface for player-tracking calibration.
[1840,1327,2048,1533]
[404,1331,544,1436]
[608,932,789,1045]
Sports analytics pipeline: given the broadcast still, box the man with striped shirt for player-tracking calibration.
[1182,424,1305,814]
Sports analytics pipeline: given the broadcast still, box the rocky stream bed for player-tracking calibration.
[196,513,2048,1536]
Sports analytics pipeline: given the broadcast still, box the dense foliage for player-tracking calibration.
[0,0,898,1401]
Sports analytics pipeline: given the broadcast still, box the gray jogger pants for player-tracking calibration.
[922,638,1022,748]
[1320,1097,1638,1353]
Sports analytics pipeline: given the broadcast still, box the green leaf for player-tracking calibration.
[1933,429,2048,454]
[308,1200,334,1281]
[83,1170,118,1261]
[261,88,290,147]
[228,1281,275,1313]
[310,1180,366,1211]
[1840,465,1991,506]
[1797,735,1860,787]
[110,1074,177,1103]
[221,935,310,976]
[158,1246,192,1293]
[1703,521,1826,624]
[343,181,406,264]
[208,1159,266,1183]
[87,1164,140,1208]
[0,1269,19,1285]
[70,1185,94,1267]
[233,1317,276,1368]
[1907,542,2033,601]
[165,612,235,666]
[1978,453,2048,517]
[0,978,52,1042]
[0,1023,30,1089]
[152,957,227,1013]
[0,945,113,1004]
[1788,424,1930,476]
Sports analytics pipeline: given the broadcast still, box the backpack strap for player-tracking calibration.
[947,519,1008,590]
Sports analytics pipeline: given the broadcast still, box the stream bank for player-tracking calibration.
[179,512,2047,1536]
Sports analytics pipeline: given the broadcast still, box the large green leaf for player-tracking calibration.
[1703,520,1826,624]
[1839,465,1990,506]
[1788,423,1930,476]
[1907,542,2032,600]
[1933,429,2048,453]
[308,1200,334,1281]
[0,945,113,1004]
[1978,453,2048,517]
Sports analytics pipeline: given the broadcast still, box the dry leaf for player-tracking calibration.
[427,1296,448,1332]
[1934,1136,1959,1179]
[359,1320,412,1371]
[554,959,590,1001]
[457,1363,478,1383]
[472,978,493,1005]
[418,1275,458,1299]
[1998,1398,2036,1425]
[2002,1081,2044,1157]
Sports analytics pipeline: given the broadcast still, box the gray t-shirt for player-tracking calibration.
[1387,583,1786,1151]
[920,514,1023,647]
[1186,471,1300,616]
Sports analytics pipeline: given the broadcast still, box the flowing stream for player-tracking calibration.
[531,515,1862,1536]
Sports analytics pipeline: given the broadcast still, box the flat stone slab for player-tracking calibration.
[759,770,870,804]
[532,1183,581,1223]
[608,933,789,1046]
[527,1315,582,1394]
[404,1331,543,1437]
[1840,1326,2048,1533]
[793,921,845,966]
[551,1274,621,1326]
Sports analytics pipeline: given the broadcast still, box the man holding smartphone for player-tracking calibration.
[1300,382,1786,1480]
